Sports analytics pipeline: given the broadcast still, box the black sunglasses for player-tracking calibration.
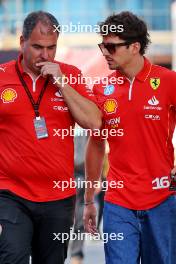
[98,41,131,54]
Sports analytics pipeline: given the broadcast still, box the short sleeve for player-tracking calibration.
[169,71,176,106]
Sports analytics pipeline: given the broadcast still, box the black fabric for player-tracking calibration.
[0,190,75,264]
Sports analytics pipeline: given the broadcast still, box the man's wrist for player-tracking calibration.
[53,74,67,88]
[84,201,95,206]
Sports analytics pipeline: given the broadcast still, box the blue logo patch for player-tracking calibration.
[104,85,115,96]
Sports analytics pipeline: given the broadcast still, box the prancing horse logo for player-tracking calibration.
[150,78,160,90]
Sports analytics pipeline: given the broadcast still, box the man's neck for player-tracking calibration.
[120,56,144,81]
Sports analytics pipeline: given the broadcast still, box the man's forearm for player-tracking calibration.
[84,137,106,202]
[59,84,102,129]
[36,61,101,129]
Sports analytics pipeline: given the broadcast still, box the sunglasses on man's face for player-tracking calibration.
[98,41,131,55]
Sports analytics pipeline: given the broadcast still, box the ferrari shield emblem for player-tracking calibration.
[150,78,160,90]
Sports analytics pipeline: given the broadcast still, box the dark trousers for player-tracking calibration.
[0,190,75,264]
[70,174,85,259]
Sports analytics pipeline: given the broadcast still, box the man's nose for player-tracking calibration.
[41,48,49,60]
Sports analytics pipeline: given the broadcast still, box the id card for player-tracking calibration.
[33,117,48,139]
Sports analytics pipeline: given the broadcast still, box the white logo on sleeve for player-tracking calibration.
[0,67,6,72]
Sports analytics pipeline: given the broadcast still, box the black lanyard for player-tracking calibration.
[15,61,49,117]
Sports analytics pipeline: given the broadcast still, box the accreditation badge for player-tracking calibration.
[33,117,48,139]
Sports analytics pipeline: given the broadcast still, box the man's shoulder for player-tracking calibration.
[54,60,81,75]
[0,60,16,77]
[151,63,176,78]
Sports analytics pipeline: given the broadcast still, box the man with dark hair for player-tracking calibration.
[84,11,176,264]
[0,11,101,264]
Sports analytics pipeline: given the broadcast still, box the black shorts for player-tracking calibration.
[0,190,75,264]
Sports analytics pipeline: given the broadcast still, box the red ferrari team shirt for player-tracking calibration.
[94,57,176,210]
[0,55,95,202]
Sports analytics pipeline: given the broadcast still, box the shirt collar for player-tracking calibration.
[115,57,152,83]
[135,57,152,82]
[17,54,41,80]
[17,53,25,74]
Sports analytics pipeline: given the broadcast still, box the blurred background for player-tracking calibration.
[0,0,176,71]
[0,0,176,263]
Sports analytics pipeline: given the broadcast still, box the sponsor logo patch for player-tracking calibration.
[106,117,120,128]
[53,105,68,112]
[1,88,17,103]
[104,99,118,114]
[143,96,162,111]
[150,78,160,90]
[55,90,63,98]
[145,114,160,120]
[148,96,159,106]
[104,85,115,96]
[51,90,64,102]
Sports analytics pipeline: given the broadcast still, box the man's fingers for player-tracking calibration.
[83,205,97,234]
[38,63,61,80]
[91,214,97,228]
[83,215,89,232]
[171,167,176,175]
[86,219,97,234]
[36,61,52,66]
[40,65,53,77]
[42,71,48,77]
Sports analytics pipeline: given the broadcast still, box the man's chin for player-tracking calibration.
[108,65,117,70]
[32,66,41,75]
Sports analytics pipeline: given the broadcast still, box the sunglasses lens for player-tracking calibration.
[104,44,116,54]
[98,43,116,54]
[98,42,129,54]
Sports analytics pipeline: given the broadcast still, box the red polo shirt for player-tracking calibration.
[0,55,94,202]
[94,57,176,210]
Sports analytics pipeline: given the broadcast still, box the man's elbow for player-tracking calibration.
[76,108,102,129]
[84,110,102,130]
[89,117,102,130]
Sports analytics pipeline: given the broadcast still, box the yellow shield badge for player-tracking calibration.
[150,78,160,90]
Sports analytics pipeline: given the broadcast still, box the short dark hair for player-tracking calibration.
[99,11,151,55]
[22,11,60,40]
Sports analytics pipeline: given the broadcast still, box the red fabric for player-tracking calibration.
[94,57,176,210]
[0,55,94,202]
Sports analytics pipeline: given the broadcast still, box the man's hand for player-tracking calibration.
[36,61,62,79]
[171,166,176,180]
[83,204,97,234]
[36,62,102,130]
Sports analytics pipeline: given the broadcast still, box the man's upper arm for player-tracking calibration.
[169,71,176,106]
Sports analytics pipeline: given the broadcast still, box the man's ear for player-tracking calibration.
[20,35,25,51]
[131,42,141,55]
